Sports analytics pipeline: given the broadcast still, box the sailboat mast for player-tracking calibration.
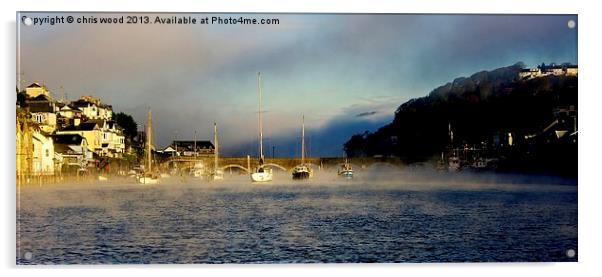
[258,72,264,160]
[147,109,152,172]
[301,115,305,164]
[214,122,219,173]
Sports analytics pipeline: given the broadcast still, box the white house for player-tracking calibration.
[519,64,578,80]
[32,131,55,175]
[58,104,82,119]
[91,120,126,157]
[71,96,113,121]
[57,119,125,158]
[518,68,542,79]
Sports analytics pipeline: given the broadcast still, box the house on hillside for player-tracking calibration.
[56,122,102,154]
[70,96,113,120]
[24,82,51,98]
[87,119,125,157]
[27,94,58,133]
[32,130,55,175]
[57,104,84,129]
[52,134,92,173]
[518,63,578,80]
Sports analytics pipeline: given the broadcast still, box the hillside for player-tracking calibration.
[344,62,577,175]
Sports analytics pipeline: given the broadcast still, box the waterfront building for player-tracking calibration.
[16,108,34,178]
[32,130,55,175]
[56,122,102,154]
[56,119,126,158]
[17,82,129,176]
[94,120,125,158]
[52,134,92,172]
[161,146,177,156]
[166,140,215,157]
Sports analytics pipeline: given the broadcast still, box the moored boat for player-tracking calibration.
[250,72,273,183]
[292,164,312,180]
[138,108,160,184]
[212,122,224,181]
[338,159,353,178]
[291,115,313,180]
[448,156,460,172]
[139,172,160,185]
[251,165,273,182]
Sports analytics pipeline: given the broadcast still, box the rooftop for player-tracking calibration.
[53,134,85,145]
[170,140,215,150]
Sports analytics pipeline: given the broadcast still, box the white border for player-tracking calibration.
[2,0,601,276]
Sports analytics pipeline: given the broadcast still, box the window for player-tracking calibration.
[45,149,49,157]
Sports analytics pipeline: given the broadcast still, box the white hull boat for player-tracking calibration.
[251,168,273,182]
[139,109,160,185]
[250,72,274,183]
[138,176,159,185]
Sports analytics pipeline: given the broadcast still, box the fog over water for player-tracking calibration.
[17,169,577,264]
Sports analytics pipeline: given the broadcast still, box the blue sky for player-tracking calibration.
[18,13,577,156]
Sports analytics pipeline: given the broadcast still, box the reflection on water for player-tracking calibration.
[16,170,577,264]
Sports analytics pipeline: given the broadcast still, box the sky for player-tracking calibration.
[17,13,578,156]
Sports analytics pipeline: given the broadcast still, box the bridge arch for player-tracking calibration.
[261,163,288,171]
[221,164,250,174]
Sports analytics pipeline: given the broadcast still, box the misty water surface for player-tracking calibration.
[16,169,577,264]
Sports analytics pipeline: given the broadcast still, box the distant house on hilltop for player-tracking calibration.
[70,96,113,120]
[518,63,578,80]
[24,82,51,98]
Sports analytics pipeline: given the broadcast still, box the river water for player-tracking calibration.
[16,170,577,264]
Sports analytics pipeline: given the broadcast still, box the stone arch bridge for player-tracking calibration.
[159,156,405,173]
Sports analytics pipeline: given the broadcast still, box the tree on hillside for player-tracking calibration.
[114,112,138,140]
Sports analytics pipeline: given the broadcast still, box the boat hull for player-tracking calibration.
[251,170,272,182]
[213,171,224,180]
[138,177,159,185]
[339,170,354,178]
[292,171,311,180]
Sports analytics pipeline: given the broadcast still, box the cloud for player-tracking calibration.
[223,95,401,157]
[18,13,577,156]
[356,111,377,117]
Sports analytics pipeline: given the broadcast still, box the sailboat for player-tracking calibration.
[338,158,353,178]
[212,122,224,180]
[138,109,160,185]
[250,72,273,182]
[292,115,313,180]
